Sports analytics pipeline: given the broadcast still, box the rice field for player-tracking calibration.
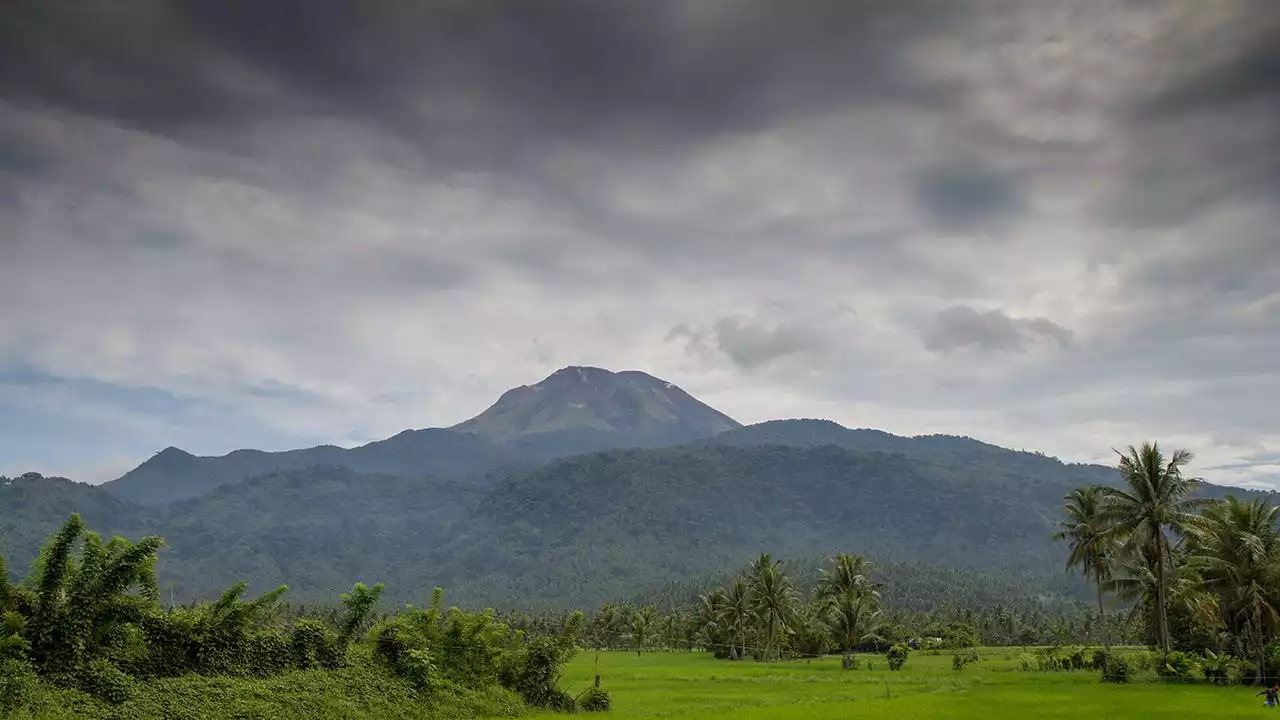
[523,648,1266,719]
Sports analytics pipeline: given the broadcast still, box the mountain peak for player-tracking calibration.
[450,366,741,443]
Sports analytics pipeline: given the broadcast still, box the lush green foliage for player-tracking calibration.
[0,515,584,717]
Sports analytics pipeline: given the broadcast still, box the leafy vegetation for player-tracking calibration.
[0,515,585,717]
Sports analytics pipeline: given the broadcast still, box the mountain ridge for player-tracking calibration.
[101,366,742,505]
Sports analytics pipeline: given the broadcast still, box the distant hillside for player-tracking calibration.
[0,473,147,576]
[103,429,507,505]
[4,435,1267,607]
[102,366,741,505]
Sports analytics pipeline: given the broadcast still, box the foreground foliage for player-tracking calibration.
[0,515,595,716]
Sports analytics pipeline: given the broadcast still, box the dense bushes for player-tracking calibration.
[369,586,585,709]
[1,515,587,715]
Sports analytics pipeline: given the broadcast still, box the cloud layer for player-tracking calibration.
[1,0,1278,487]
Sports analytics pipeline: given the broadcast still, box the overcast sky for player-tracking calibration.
[1,0,1277,488]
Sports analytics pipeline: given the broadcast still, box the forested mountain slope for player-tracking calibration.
[5,428,1268,609]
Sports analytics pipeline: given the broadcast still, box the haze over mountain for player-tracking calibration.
[103,366,742,504]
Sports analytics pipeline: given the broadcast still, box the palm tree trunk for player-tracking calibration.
[1095,573,1110,652]
[1154,531,1170,657]
[1255,609,1266,686]
[1256,629,1265,686]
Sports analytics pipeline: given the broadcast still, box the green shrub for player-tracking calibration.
[1159,650,1199,681]
[841,653,860,670]
[1068,650,1086,670]
[290,619,345,670]
[886,643,909,671]
[941,622,978,650]
[1090,649,1109,671]
[1201,649,1243,686]
[952,649,980,670]
[579,686,611,712]
[1124,649,1157,673]
[1102,655,1130,684]
[245,629,293,677]
[0,658,39,711]
[1017,654,1035,672]
[78,658,133,705]
[1034,648,1061,672]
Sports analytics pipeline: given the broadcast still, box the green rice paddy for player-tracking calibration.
[525,649,1267,719]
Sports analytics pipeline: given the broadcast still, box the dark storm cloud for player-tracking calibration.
[1,0,961,163]
[916,164,1022,229]
[922,305,1073,354]
[1105,7,1280,229]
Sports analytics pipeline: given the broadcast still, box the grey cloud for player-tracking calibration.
[916,164,1021,229]
[668,317,829,370]
[923,305,1073,354]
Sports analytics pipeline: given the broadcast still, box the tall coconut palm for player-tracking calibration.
[721,578,754,661]
[1187,496,1280,684]
[1053,486,1115,650]
[1103,529,1220,651]
[816,553,884,664]
[1101,442,1205,656]
[747,553,798,661]
[628,605,655,656]
[696,589,728,653]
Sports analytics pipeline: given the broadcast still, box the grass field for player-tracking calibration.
[524,649,1267,719]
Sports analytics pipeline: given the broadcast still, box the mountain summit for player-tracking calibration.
[450,366,741,443]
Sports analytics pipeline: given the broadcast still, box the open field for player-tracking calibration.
[524,649,1265,720]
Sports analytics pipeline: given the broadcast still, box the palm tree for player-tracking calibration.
[1188,496,1280,684]
[1053,486,1115,650]
[816,553,884,665]
[696,588,728,654]
[1101,442,1205,656]
[1103,530,1220,651]
[629,605,655,656]
[747,553,799,661]
[721,578,754,661]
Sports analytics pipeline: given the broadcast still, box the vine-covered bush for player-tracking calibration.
[579,686,611,712]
